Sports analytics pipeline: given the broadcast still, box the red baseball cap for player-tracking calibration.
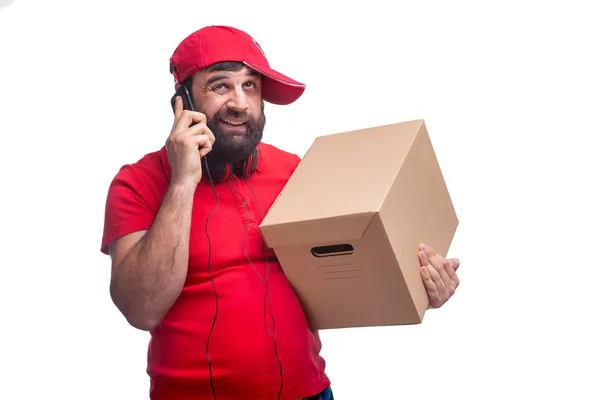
[169,25,306,105]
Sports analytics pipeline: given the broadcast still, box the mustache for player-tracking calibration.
[214,108,249,120]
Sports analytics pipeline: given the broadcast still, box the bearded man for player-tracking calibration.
[100,25,460,400]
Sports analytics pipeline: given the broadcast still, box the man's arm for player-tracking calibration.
[108,182,196,331]
[105,98,215,330]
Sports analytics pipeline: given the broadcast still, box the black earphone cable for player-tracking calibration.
[177,84,220,399]
[183,86,220,400]
[180,83,281,399]
[203,163,283,400]
[203,157,220,400]
[245,178,284,400]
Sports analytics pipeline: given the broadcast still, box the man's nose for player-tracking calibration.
[227,86,249,112]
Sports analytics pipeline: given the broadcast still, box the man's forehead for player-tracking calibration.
[201,65,261,79]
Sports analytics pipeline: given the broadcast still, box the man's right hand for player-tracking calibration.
[166,95,216,187]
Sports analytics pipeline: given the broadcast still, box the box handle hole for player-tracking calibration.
[311,244,354,258]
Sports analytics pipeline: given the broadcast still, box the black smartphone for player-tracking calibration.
[170,84,195,113]
[170,84,207,157]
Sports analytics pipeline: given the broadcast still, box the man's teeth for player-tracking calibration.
[222,119,245,126]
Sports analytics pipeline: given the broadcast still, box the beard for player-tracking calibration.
[205,104,266,165]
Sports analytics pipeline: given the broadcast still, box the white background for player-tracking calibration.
[0,0,14,11]
[1,0,599,399]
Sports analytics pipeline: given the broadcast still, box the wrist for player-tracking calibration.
[167,179,198,197]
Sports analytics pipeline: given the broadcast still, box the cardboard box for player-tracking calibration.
[259,119,458,330]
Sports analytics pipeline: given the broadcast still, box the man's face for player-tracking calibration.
[190,65,266,164]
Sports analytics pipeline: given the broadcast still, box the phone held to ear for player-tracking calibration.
[170,85,208,154]
[171,84,196,114]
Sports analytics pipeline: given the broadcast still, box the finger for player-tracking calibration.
[426,263,448,304]
[418,245,449,306]
[422,244,454,290]
[207,127,215,144]
[442,259,459,291]
[420,266,442,308]
[196,135,213,158]
[418,250,429,267]
[170,96,182,132]
[449,258,460,271]
[173,95,183,121]
[174,110,207,133]
[186,123,215,148]
[193,124,215,145]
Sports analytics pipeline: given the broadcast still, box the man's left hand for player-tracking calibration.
[418,243,460,308]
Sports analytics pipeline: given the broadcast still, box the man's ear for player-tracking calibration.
[174,82,181,91]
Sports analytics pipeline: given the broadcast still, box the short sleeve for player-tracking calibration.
[292,154,301,169]
[100,159,165,255]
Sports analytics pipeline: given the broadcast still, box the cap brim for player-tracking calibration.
[244,61,306,105]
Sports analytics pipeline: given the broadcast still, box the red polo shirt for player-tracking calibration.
[101,142,330,400]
